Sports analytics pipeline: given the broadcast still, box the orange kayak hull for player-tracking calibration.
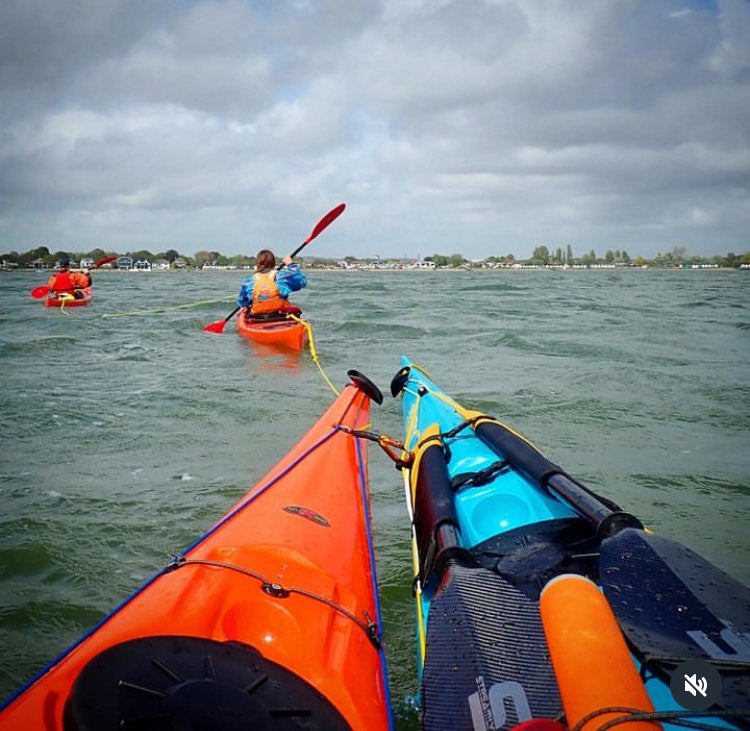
[44,288,92,307]
[236,308,308,350]
[0,380,392,730]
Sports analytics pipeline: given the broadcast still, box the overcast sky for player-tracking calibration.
[1,0,748,260]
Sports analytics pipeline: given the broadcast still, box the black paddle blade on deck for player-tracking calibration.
[601,528,750,721]
[421,564,561,731]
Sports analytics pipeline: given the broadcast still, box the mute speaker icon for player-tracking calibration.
[671,659,721,711]
[684,673,708,698]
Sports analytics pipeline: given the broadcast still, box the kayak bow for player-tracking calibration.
[0,371,392,731]
[391,357,750,731]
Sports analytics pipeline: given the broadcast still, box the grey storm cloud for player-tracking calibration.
[0,0,748,259]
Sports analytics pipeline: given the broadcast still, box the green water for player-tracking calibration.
[1,269,749,726]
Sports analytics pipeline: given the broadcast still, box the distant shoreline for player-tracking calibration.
[3,265,745,274]
[300,266,745,273]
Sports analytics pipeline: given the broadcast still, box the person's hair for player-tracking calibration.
[255,249,276,270]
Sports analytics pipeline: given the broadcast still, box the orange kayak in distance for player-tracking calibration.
[0,372,393,731]
[236,308,309,350]
[44,288,93,307]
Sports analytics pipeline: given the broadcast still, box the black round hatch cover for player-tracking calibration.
[65,635,352,730]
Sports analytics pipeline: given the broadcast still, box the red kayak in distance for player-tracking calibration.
[236,307,309,350]
[31,256,116,306]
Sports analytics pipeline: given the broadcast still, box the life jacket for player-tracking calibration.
[51,270,74,294]
[250,270,290,314]
[50,270,88,294]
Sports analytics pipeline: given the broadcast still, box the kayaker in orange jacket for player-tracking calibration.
[47,257,91,299]
[237,249,307,318]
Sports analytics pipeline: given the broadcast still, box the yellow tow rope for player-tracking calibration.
[58,293,74,315]
[101,297,236,319]
[287,314,339,396]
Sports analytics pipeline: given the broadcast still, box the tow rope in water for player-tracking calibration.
[287,314,340,396]
[101,297,236,319]
[58,293,74,315]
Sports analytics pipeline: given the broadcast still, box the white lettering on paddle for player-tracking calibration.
[469,678,532,731]
[687,627,750,661]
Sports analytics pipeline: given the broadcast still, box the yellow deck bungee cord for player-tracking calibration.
[101,297,236,319]
[287,314,339,396]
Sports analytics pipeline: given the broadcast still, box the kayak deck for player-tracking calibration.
[0,373,392,731]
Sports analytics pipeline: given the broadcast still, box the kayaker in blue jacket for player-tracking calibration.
[237,249,307,318]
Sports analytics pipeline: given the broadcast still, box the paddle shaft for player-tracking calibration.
[221,306,241,325]
[287,244,306,262]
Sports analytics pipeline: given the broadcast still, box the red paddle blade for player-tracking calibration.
[95,255,117,268]
[305,202,346,244]
[31,286,49,299]
[203,320,228,334]
[204,306,240,333]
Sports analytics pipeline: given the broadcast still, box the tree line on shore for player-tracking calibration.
[1,245,261,269]
[0,245,195,269]
[1,244,748,270]
[426,245,749,269]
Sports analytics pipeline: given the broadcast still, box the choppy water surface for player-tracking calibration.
[1,269,749,726]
